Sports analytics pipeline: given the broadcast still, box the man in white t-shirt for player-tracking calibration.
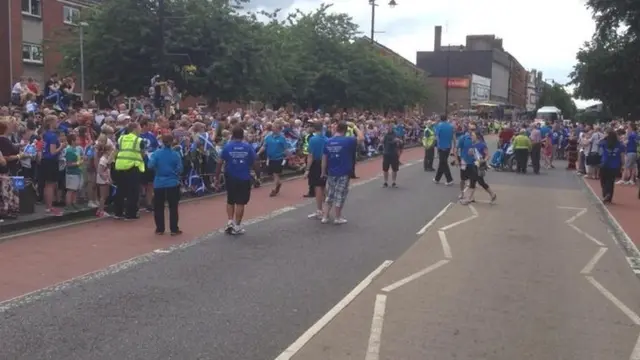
[11,78,24,105]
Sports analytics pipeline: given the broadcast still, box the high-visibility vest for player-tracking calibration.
[302,133,313,155]
[422,127,435,148]
[115,133,145,172]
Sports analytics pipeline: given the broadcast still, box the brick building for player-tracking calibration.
[0,0,99,104]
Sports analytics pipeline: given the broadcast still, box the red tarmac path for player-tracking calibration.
[0,148,424,303]
[585,178,640,246]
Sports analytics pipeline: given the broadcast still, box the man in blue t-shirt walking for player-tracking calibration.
[433,115,456,185]
[257,122,289,197]
[321,121,363,224]
[215,126,258,235]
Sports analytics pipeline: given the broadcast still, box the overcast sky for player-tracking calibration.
[247,0,599,108]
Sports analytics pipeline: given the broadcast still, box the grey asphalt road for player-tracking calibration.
[292,161,640,360]
[0,161,459,360]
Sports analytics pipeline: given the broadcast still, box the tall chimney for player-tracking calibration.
[434,26,442,51]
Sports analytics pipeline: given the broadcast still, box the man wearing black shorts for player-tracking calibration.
[381,125,401,187]
[304,122,328,219]
[257,122,288,197]
[215,126,258,235]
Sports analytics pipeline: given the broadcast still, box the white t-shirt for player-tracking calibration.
[11,82,22,95]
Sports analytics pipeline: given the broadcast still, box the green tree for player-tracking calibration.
[569,0,640,118]
[536,83,577,119]
[52,0,428,110]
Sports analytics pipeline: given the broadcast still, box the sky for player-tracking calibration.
[247,0,600,108]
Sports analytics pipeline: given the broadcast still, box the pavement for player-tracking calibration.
[2,144,640,360]
[584,177,640,247]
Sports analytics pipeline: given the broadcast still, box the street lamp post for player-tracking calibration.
[444,46,451,118]
[369,0,397,43]
[79,21,89,100]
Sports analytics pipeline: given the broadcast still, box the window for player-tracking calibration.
[22,43,43,64]
[21,0,41,17]
[63,6,80,25]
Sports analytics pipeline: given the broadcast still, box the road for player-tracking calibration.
[1,145,640,360]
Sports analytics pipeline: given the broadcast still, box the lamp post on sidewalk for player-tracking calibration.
[369,0,397,43]
[79,21,89,100]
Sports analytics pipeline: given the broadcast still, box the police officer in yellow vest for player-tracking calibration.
[302,127,315,197]
[346,123,358,179]
[422,121,436,171]
[114,122,146,220]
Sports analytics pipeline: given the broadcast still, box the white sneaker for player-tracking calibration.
[432,178,440,184]
[225,221,234,234]
[445,181,454,186]
[334,217,348,225]
[625,181,635,185]
[88,201,99,208]
[320,217,330,224]
[232,225,245,235]
[616,180,625,185]
[308,211,322,219]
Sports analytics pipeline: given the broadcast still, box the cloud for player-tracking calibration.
[247,0,598,105]
[248,0,594,83]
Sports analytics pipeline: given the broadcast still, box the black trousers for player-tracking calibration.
[423,147,435,170]
[434,148,453,183]
[350,150,357,178]
[600,167,619,201]
[154,186,180,233]
[113,167,141,218]
[530,143,541,174]
[305,156,314,196]
[515,149,529,173]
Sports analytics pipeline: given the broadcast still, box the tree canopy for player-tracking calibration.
[569,0,640,118]
[53,0,428,111]
[536,83,577,119]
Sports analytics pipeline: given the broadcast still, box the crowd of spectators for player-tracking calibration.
[0,75,428,222]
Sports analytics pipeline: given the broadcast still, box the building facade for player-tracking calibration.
[508,53,526,108]
[416,27,528,111]
[422,74,492,114]
[0,0,97,103]
[525,69,544,111]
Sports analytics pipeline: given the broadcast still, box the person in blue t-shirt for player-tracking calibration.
[257,122,289,197]
[599,130,626,203]
[139,118,160,212]
[216,126,257,235]
[148,134,183,235]
[433,115,456,185]
[456,130,475,199]
[550,125,561,168]
[41,116,67,216]
[459,130,497,204]
[304,122,328,219]
[621,123,638,184]
[321,121,363,224]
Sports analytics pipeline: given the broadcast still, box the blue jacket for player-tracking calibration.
[148,147,183,188]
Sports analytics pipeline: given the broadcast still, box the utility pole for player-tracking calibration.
[369,0,397,43]
[370,0,376,43]
[444,45,451,118]
[158,0,166,78]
